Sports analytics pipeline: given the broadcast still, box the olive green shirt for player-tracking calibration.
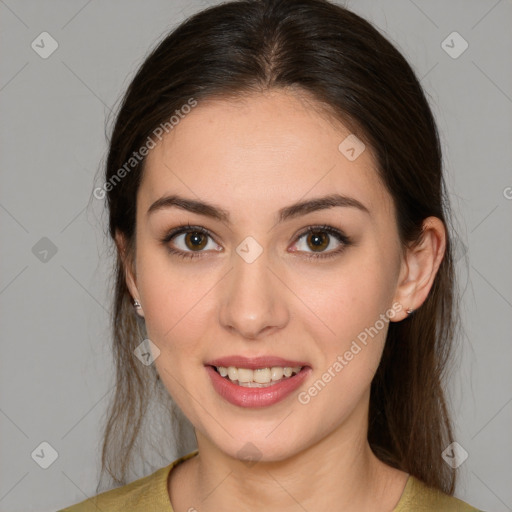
[58,449,483,511]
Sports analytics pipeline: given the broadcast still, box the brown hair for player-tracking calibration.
[97,0,459,495]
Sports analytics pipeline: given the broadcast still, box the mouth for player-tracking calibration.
[204,358,312,408]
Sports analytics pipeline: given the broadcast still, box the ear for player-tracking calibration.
[115,230,144,318]
[391,216,446,322]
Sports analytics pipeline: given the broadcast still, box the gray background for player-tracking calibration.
[1,0,511,511]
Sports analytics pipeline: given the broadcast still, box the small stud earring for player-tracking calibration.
[133,299,141,309]
[406,308,414,315]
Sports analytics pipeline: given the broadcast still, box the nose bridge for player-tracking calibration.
[219,238,289,339]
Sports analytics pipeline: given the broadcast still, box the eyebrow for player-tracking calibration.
[147,193,370,224]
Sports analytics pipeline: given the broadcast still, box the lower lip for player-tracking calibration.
[205,365,312,408]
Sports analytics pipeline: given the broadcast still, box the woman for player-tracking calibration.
[59,0,483,510]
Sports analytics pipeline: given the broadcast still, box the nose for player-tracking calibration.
[219,248,290,340]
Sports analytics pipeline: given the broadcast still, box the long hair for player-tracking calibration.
[98,0,459,494]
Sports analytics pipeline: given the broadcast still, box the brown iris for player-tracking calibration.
[307,230,329,252]
[185,232,208,251]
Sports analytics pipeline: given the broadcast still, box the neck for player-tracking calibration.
[171,395,408,512]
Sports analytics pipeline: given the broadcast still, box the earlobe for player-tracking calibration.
[391,216,446,322]
[132,298,144,317]
[115,230,145,318]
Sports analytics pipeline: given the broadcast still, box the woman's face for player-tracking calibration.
[126,89,409,462]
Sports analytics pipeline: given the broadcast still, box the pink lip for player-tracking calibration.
[206,355,311,370]
[205,365,312,408]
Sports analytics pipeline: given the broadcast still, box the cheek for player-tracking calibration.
[135,247,217,362]
[292,249,398,376]
[290,269,394,422]
[135,252,216,413]
[299,255,395,332]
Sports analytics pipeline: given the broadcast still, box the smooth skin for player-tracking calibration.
[116,88,446,512]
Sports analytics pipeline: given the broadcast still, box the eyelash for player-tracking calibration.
[160,223,352,261]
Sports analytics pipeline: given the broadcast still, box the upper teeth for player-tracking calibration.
[216,366,303,384]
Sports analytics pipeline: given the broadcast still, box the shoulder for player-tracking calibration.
[395,475,484,512]
[56,465,170,512]
[57,450,199,512]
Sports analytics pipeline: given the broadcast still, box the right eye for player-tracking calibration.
[161,225,222,260]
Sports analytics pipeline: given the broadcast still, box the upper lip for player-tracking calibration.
[206,355,311,370]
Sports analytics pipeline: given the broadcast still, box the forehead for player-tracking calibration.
[140,89,393,219]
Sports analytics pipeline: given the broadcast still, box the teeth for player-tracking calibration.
[227,366,238,381]
[215,365,303,386]
[237,368,253,383]
[271,367,283,381]
[254,368,271,383]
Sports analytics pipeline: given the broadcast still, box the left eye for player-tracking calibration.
[291,225,350,259]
